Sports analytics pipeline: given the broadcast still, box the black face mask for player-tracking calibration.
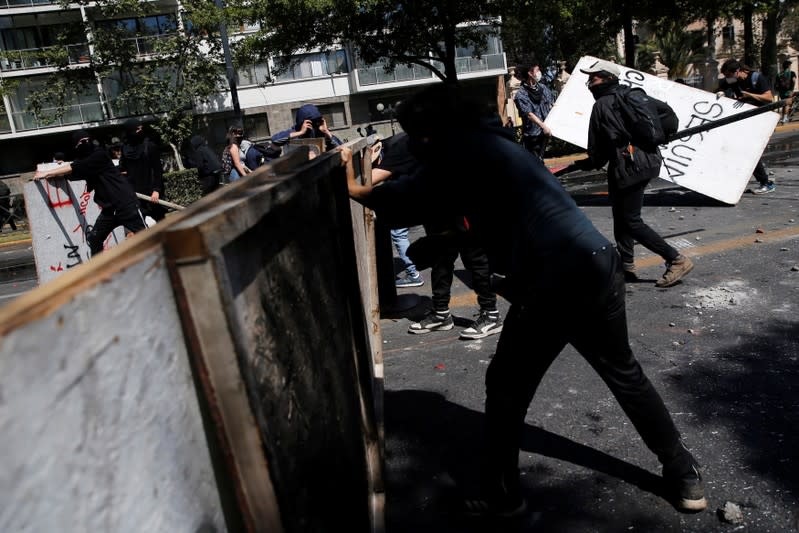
[74,140,93,159]
[588,80,617,100]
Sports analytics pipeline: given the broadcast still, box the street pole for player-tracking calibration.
[215,0,241,118]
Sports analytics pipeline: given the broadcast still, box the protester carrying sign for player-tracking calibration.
[716,59,775,194]
[571,59,693,288]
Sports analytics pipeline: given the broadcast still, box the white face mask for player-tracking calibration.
[725,76,738,84]
[534,71,543,82]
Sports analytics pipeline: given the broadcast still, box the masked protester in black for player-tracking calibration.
[344,83,707,517]
[576,61,693,288]
[33,129,146,255]
[120,119,166,222]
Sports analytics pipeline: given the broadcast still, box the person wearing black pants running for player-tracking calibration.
[33,129,146,255]
[341,83,707,517]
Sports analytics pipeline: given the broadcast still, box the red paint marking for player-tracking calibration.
[548,165,568,174]
[49,262,64,272]
[45,180,72,208]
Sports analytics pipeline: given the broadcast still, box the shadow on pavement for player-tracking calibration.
[384,389,675,532]
[669,318,799,500]
[571,187,732,208]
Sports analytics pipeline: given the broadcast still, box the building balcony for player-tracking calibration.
[0,0,55,8]
[122,34,172,58]
[354,52,506,90]
[10,101,104,131]
[0,43,90,72]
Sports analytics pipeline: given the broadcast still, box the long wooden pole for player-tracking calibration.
[136,193,185,211]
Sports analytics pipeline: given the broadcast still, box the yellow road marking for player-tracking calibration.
[445,225,799,309]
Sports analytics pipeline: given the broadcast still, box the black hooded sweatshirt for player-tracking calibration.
[363,120,610,300]
[120,124,164,196]
[70,146,139,212]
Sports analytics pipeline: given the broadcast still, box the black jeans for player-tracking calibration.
[753,159,769,186]
[482,246,684,496]
[609,178,679,265]
[88,206,146,255]
[522,135,547,161]
[428,231,496,313]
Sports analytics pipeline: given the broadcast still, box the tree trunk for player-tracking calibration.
[169,142,184,170]
[743,3,754,66]
[706,12,716,58]
[760,9,779,80]
[622,5,635,68]
[443,31,458,84]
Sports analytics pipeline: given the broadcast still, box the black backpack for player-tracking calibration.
[615,86,678,151]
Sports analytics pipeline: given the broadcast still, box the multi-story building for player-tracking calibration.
[0,1,507,174]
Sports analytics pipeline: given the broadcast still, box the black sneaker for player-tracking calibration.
[408,309,454,334]
[460,310,503,340]
[662,450,708,512]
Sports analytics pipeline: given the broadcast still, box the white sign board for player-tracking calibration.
[545,56,779,205]
[24,176,126,284]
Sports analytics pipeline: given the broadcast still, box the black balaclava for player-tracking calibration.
[589,77,619,100]
[124,118,143,144]
[71,129,93,159]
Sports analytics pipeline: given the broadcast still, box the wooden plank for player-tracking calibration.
[162,136,383,532]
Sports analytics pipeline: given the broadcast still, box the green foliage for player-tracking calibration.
[227,0,503,83]
[501,0,621,73]
[27,0,226,160]
[164,168,203,207]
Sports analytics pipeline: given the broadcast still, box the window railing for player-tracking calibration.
[0,43,90,72]
[122,34,172,58]
[356,63,434,86]
[0,0,55,8]
[11,101,104,131]
[454,53,505,74]
[356,52,505,86]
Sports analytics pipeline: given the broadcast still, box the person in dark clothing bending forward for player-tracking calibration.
[572,59,693,288]
[33,129,146,255]
[121,119,165,222]
[340,83,707,517]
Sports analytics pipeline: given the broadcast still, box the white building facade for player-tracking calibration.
[0,0,507,173]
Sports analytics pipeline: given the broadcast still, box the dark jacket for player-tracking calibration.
[365,120,610,300]
[120,137,164,196]
[69,147,139,212]
[185,135,223,195]
[271,104,343,151]
[715,71,770,106]
[584,81,662,189]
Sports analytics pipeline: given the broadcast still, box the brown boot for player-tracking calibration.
[656,255,694,288]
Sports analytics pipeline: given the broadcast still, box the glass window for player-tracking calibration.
[274,49,348,81]
[2,27,39,50]
[243,113,270,141]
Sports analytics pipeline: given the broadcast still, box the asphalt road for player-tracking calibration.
[2,130,798,532]
[381,131,799,531]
